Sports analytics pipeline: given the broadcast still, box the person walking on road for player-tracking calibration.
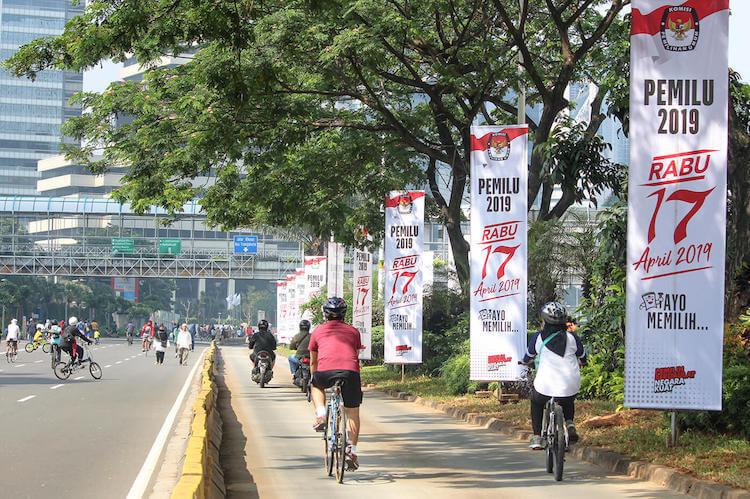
[154,325,169,365]
[309,297,364,470]
[176,323,192,366]
[188,323,196,351]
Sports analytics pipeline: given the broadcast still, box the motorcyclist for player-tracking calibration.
[60,316,93,365]
[248,319,277,368]
[288,319,312,375]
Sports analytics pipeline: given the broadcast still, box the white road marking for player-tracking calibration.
[14,364,26,368]
[74,376,84,380]
[116,361,122,364]
[17,395,35,402]
[50,384,64,390]
[104,365,112,368]
[126,348,206,499]
[34,359,43,363]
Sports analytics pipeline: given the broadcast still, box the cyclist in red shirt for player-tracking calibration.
[309,297,363,470]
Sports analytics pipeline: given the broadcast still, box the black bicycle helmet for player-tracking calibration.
[299,319,311,331]
[540,301,567,325]
[322,297,347,320]
[257,319,269,332]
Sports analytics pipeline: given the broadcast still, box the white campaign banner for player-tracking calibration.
[327,242,346,297]
[294,267,306,325]
[384,190,424,364]
[469,125,528,381]
[275,281,287,341]
[280,274,296,343]
[304,256,327,300]
[625,0,729,410]
[353,250,373,360]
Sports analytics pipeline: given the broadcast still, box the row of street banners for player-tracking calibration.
[275,0,730,411]
[274,250,374,359]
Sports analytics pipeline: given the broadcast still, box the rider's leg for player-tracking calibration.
[530,388,550,435]
[288,354,299,375]
[344,407,360,445]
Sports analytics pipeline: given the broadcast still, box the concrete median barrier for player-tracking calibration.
[171,342,225,499]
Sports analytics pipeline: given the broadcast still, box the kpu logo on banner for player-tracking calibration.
[487,131,510,162]
[654,365,697,393]
[660,6,699,52]
[395,344,412,356]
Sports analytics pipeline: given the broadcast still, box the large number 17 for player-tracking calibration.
[481,244,520,280]
[392,271,418,295]
[647,187,714,244]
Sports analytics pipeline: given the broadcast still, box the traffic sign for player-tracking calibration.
[112,238,134,254]
[233,235,258,255]
[159,238,182,255]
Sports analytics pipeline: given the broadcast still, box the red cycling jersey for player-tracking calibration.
[308,320,363,372]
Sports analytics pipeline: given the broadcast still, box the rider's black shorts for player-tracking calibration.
[312,370,363,408]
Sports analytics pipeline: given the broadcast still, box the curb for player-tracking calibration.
[369,385,750,499]
[171,342,225,499]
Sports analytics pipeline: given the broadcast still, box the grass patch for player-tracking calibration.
[362,365,750,490]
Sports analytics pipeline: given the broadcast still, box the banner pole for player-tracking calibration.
[669,411,678,447]
[401,364,405,383]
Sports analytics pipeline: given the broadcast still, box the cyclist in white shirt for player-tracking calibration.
[5,318,20,354]
[523,302,587,450]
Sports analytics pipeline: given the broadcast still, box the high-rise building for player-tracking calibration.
[0,0,83,196]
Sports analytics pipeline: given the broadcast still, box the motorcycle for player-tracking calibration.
[292,356,312,401]
[252,351,274,388]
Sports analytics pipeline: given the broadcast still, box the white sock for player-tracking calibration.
[349,445,357,454]
[315,407,326,418]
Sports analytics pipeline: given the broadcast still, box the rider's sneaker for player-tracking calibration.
[345,445,359,470]
[566,420,579,444]
[312,416,326,432]
[529,435,544,450]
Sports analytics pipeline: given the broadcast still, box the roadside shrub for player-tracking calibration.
[422,312,469,375]
[679,318,750,438]
[440,339,479,395]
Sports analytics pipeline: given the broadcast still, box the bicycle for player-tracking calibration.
[541,396,567,481]
[6,341,18,363]
[323,379,349,483]
[25,338,51,354]
[53,344,102,381]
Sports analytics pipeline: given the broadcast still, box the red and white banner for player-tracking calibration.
[304,256,327,300]
[275,281,288,342]
[327,242,346,298]
[625,0,729,410]
[281,273,296,343]
[469,125,528,381]
[384,190,424,364]
[294,267,306,324]
[353,250,373,360]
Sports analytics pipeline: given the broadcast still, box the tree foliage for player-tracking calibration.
[4,0,629,290]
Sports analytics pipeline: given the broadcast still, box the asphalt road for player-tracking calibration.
[222,344,687,499]
[0,339,206,499]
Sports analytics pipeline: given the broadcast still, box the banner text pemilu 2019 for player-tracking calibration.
[625,0,729,411]
[469,125,528,381]
[384,190,424,364]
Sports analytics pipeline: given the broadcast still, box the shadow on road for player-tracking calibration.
[217,349,259,499]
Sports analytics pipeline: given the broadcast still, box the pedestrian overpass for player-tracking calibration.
[0,196,303,279]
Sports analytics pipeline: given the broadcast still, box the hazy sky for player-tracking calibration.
[83,3,750,91]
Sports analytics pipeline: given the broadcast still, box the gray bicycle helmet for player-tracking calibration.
[540,301,567,325]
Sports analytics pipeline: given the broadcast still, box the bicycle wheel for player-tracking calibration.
[25,342,35,353]
[335,405,348,483]
[42,343,51,354]
[53,361,71,380]
[553,405,565,481]
[90,361,102,380]
[324,405,335,476]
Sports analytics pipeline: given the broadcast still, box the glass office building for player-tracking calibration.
[0,0,83,195]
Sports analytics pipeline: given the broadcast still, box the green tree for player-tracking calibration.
[5,0,628,291]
